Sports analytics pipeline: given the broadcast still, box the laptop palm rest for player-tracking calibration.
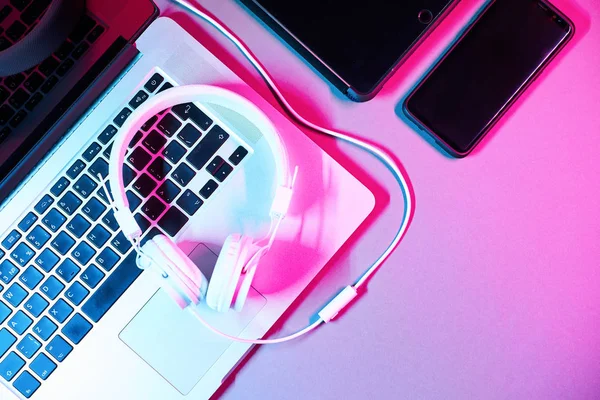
[119,244,266,395]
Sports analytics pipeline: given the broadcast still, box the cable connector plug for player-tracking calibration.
[318,286,358,323]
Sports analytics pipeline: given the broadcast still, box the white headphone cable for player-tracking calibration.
[171,0,414,343]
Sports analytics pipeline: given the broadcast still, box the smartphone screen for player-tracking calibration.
[244,0,456,96]
[405,0,572,156]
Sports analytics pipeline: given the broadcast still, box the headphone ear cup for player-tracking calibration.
[206,234,254,312]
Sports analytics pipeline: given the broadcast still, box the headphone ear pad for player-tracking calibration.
[206,234,254,312]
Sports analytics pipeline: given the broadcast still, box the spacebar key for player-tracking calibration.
[82,251,142,322]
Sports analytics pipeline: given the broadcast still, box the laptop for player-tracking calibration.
[0,3,375,399]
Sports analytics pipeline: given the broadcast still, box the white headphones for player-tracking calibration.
[108,85,297,314]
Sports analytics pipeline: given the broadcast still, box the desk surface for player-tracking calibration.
[153,1,600,399]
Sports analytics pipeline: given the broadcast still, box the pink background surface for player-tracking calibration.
[155,0,599,399]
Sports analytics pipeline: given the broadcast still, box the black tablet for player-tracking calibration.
[239,0,458,102]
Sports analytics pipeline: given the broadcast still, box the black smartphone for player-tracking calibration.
[239,0,458,102]
[403,0,574,157]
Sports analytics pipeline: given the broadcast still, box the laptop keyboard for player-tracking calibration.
[0,1,105,143]
[0,70,250,398]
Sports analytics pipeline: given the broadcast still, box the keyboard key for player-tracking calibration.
[56,259,80,283]
[73,174,98,198]
[0,105,15,126]
[101,210,119,231]
[62,313,92,344]
[46,335,73,362]
[6,20,26,41]
[11,242,35,266]
[147,157,172,181]
[87,25,104,43]
[56,58,74,76]
[4,283,27,307]
[123,163,137,186]
[127,190,142,212]
[177,190,203,216]
[81,264,104,288]
[58,191,82,215]
[42,208,66,232]
[141,196,166,221]
[127,146,152,171]
[199,179,218,199]
[22,0,53,24]
[97,183,113,205]
[23,72,44,93]
[186,125,229,170]
[0,329,16,358]
[141,115,158,132]
[156,179,180,204]
[41,75,59,93]
[8,311,32,335]
[65,281,89,306]
[82,251,142,322]
[214,161,234,182]
[23,225,49,252]
[9,110,27,128]
[40,276,64,301]
[157,81,173,93]
[102,142,113,159]
[134,213,151,234]
[96,247,119,271]
[86,224,111,248]
[13,370,40,398]
[24,92,43,111]
[66,214,91,238]
[129,90,149,110]
[206,156,224,175]
[142,129,167,154]
[177,123,202,147]
[158,208,189,237]
[0,352,25,381]
[157,113,181,137]
[30,353,56,380]
[98,124,117,144]
[0,87,8,104]
[24,293,48,317]
[50,177,70,197]
[17,213,37,234]
[163,140,186,164]
[51,232,75,255]
[113,107,132,127]
[144,73,164,93]
[0,302,10,324]
[66,159,86,180]
[69,14,95,43]
[0,260,19,284]
[19,266,43,290]
[171,163,196,186]
[10,0,29,12]
[111,232,132,255]
[35,249,59,272]
[4,73,24,90]
[16,334,41,359]
[38,56,60,77]
[32,317,57,342]
[132,173,157,198]
[72,41,89,59]
[81,143,101,164]
[71,242,95,266]
[188,104,213,131]
[1,230,21,250]
[128,131,143,148]
[82,197,106,221]
[8,88,29,109]
[88,157,109,180]
[229,146,248,166]
[49,299,73,323]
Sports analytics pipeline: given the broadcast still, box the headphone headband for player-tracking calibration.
[0,0,86,76]
[108,84,292,241]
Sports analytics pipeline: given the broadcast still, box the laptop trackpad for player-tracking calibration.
[119,244,267,395]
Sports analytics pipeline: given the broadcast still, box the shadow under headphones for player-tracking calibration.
[0,0,85,76]
[108,85,296,314]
